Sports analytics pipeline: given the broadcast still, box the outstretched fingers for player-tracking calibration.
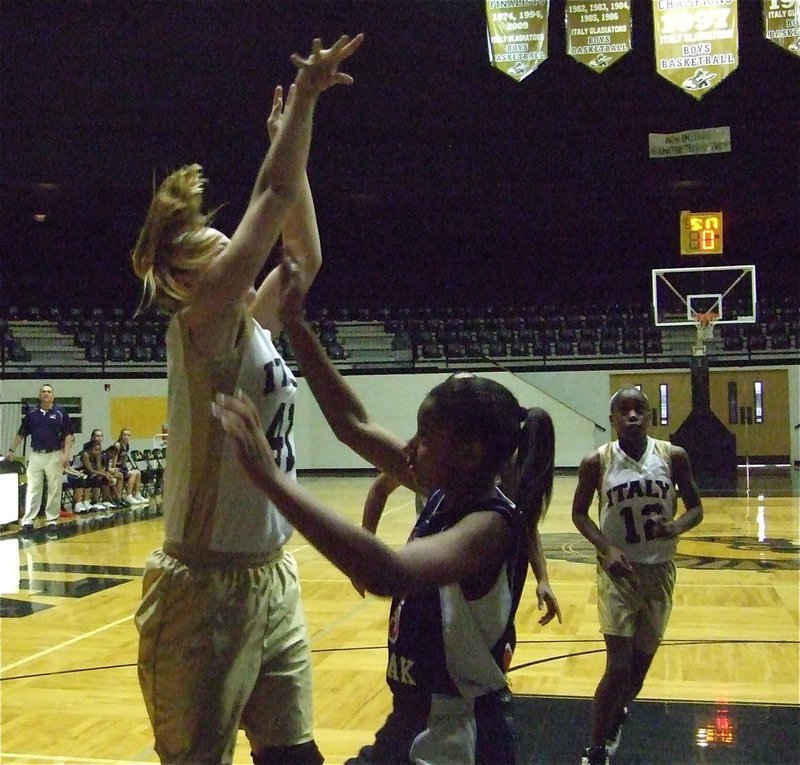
[267,85,284,141]
[211,391,272,470]
[291,32,364,93]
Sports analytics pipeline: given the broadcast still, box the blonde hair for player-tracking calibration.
[131,164,221,314]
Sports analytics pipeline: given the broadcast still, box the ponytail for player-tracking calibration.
[131,164,219,315]
[509,407,555,531]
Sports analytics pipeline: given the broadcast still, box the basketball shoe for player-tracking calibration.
[581,745,609,765]
[605,706,628,757]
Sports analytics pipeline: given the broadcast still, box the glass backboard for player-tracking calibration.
[652,265,757,326]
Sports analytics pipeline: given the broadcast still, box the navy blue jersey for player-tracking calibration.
[385,489,528,700]
[18,406,74,452]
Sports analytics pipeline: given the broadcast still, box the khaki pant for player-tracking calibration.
[21,450,64,525]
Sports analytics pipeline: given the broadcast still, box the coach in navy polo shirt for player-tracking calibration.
[6,383,75,532]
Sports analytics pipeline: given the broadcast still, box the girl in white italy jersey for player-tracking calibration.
[572,386,703,765]
[130,34,363,765]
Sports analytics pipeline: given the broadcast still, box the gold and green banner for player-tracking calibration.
[653,0,739,99]
[763,0,800,58]
[486,0,549,81]
[566,1,632,71]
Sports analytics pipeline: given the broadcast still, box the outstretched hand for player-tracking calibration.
[292,33,364,94]
[211,391,278,489]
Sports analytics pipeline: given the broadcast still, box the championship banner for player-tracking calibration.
[486,0,549,81]
[566,1,632,71]
[653,0,739,99]
[763,0,800,58]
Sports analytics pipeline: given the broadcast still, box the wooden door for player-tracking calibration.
[610,368,790,461]
[709,368,790,461]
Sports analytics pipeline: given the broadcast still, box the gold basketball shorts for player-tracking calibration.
[135,545,315,764]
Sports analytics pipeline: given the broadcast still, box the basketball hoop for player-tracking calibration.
[692,310,718,353]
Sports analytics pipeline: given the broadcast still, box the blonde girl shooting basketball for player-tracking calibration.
[130,33,363,765]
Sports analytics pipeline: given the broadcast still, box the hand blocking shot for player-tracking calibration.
[213,256,558,765]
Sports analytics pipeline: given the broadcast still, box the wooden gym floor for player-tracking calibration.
[0,469,798,764]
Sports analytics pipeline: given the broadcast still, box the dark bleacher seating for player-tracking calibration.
[420,341,443,359]
[108,345,130,362]
[464,341,483,357]
[391,331,413,351]
[554,341,573,356]
[6,298,800,373]
[444,341,466,358]
[622,337,642,354]
[85,344,103,362]
[133,346,153,362]
[325,341,348,360]
[601,326,619,342]
[488,340,507,357]
[531,339,547,357]
[769,334,791,350]
[9,344,31,362]
[723,335,744,352]
[559,328,578,344]
[600,339,618,355]
[645,336,662,354]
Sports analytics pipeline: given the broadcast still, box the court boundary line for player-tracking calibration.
[0,613,133,673]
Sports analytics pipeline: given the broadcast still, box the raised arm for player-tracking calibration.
[187,35,362,342]
[250,86,322,335]
[212,391,510,596]
[279,260,419,491]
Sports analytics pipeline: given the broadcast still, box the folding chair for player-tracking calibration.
[130,449,157,497]
[142,449,164,495]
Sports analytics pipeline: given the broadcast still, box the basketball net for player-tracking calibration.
[692,310,718,354]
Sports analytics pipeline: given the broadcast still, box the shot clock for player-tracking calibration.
[680,211,723,255]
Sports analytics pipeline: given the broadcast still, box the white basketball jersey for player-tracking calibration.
[597,437,678,564]
[162,311,297,554]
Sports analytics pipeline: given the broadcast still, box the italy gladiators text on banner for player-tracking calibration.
[653,0,739,99]
[486,0,550,82]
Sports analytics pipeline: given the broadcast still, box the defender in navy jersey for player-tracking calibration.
[572,387,703,765]
[130,33,362,765]
[213,265,557,765]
